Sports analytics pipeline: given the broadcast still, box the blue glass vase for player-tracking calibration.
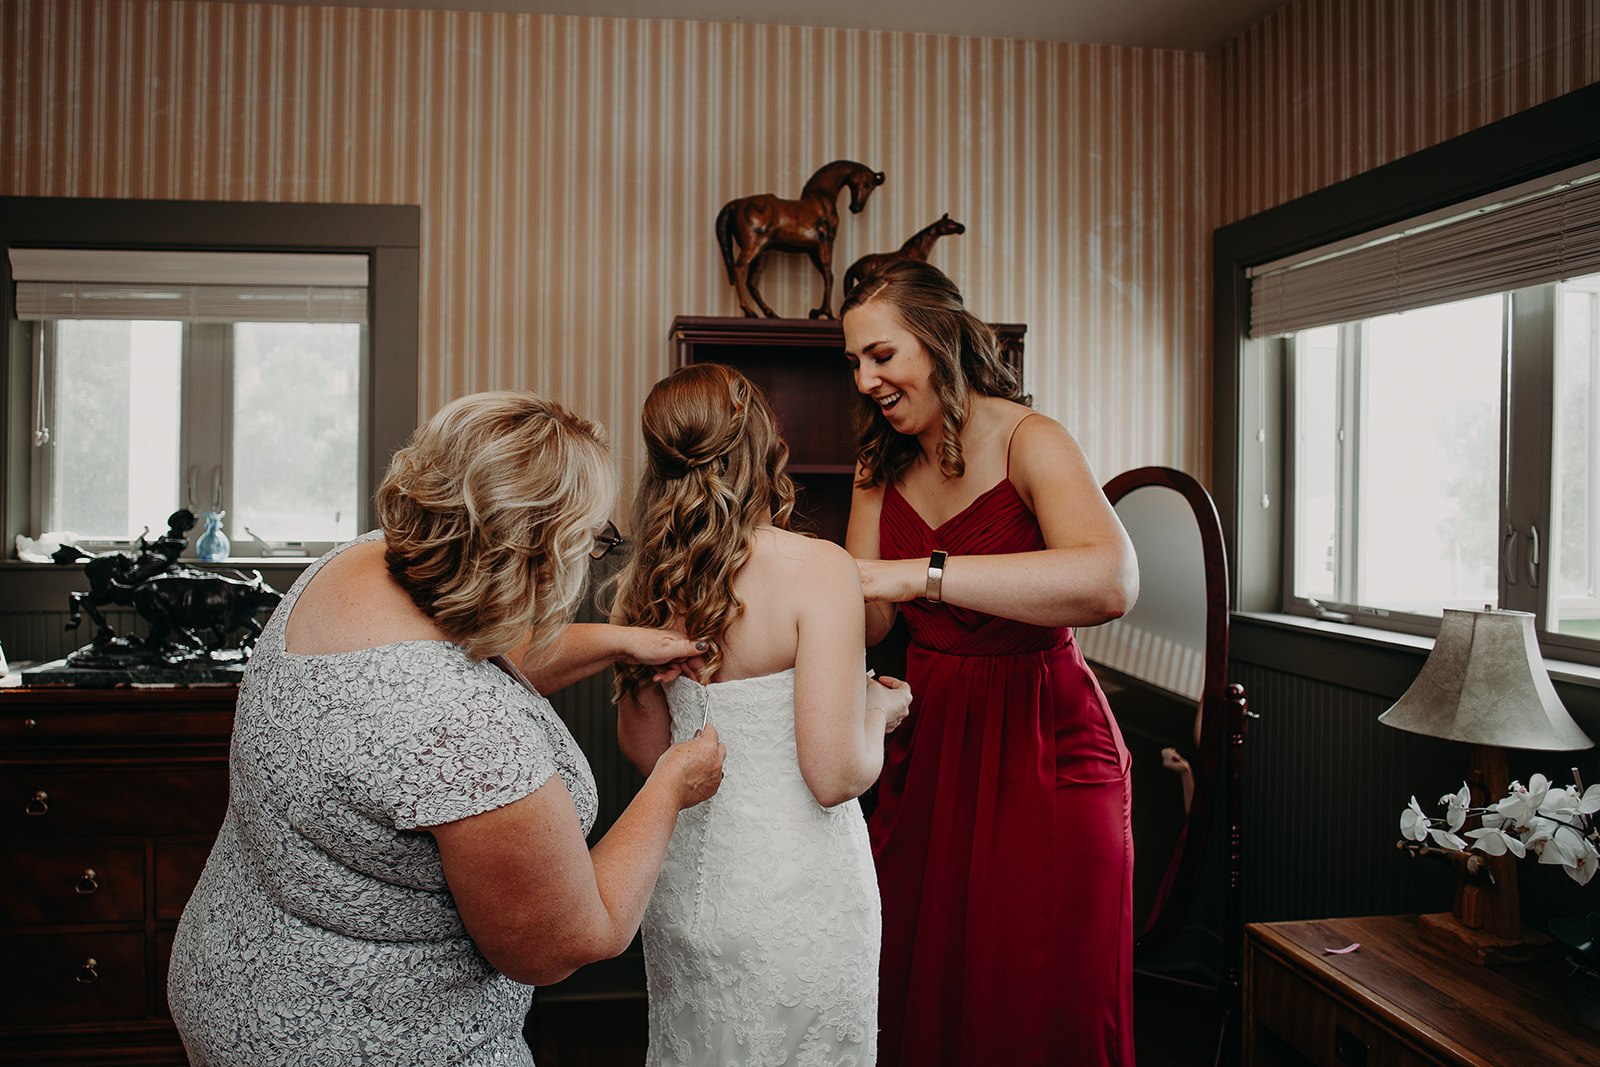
[196,510,231,561]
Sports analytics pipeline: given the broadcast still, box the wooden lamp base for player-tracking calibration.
[1418,910,1553,966]
[1416,744,1554,966]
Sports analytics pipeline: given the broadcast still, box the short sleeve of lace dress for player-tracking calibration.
[365,650,574,832]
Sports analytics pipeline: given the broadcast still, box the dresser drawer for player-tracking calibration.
[1250,946,1447,1067]
[0,843,145,923]
[0,931,148,1025]
[154,841,212,920]
[0,766,228,837]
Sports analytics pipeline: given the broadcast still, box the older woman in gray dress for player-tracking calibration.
[168,391,725,1066]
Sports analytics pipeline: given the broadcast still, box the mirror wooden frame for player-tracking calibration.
[1087,466,1254,1062]
[1092,466,1254,959]
[1091,465,1253,1061]
[1098,466,1236,954]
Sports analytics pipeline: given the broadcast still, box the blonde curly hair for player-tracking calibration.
[613,364,797,699]
[376,390,614,663]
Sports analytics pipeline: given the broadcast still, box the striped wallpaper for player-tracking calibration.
[2,0,1211,507]
[1216,0,1600,227]
[4,0,1598,516]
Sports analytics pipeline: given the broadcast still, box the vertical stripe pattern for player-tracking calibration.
[3,0,1210,499]
[1217,0,1600,227]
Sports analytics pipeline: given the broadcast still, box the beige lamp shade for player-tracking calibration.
[1378,607,1592,751]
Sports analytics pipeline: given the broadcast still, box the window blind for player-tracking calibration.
[9,249,368,324]
[1248,163,1600,339]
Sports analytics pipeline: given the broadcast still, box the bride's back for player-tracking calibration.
[707,525,832,684]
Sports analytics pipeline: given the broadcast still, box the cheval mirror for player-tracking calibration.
[1075,466,1251,1061]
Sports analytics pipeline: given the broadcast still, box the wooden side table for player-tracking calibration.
[1244,915,1600,1066]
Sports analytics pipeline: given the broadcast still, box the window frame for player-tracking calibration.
[1,196,419,558]
[1213,81,1600,663]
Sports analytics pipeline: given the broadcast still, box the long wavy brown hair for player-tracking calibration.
[839,259,1029,489]
[613,364,798,700]
[376,391,614,663]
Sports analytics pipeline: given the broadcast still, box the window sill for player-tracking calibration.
[1232,611,1600,705]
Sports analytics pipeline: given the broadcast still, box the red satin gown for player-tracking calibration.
[869,476,1135,1066]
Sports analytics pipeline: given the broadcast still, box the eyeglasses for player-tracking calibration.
[590,519,624,561]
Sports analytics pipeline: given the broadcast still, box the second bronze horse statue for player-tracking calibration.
[844,212,966,294]
[716,160,885,319]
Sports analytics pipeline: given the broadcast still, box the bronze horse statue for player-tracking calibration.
[716,160,885,319]
[844,212,966,294]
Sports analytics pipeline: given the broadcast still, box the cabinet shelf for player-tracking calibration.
[669,316,1024,545]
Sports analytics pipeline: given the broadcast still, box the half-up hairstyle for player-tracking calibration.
[839,259,1029,489]
[613,364,798,700]
[376,391,614,663]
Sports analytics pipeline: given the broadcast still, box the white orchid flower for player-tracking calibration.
[1581,784,1600,816]
[1541,785,1583,820]
[1400,776,1597,882]
[1442,782,1471,833]
[1400,796,1430,842]
[1495,783,1538,828]
[1531,820,1576,868]
[1526,773,1553,808]
[1466,825,1526,857]
[1565,835,1600,885]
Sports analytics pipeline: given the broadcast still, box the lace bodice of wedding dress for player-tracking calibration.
[643,668,880,1067]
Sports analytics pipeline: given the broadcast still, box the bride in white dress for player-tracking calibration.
[613,363,912,1067]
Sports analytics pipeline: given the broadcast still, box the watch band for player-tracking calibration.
[926,550,948,603]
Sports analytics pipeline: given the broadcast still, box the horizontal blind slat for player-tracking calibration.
[15,282,369,323]
[1250,169,1600,337]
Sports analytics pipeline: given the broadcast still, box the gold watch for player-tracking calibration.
[926,550,948,603]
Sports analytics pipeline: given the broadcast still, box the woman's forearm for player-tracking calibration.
[516,623,624,693]
[583,773,683,950]
[872,547,1136,628]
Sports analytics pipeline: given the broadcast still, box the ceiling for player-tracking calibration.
[258,0,1287,52]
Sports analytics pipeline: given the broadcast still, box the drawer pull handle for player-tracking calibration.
[1334,1024,1368,1066]
[75,958,99,985]
[23,718,38,731]
[75,869,100,895]
[26,790,49,816]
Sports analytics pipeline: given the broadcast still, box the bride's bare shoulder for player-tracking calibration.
[765,527,854,570]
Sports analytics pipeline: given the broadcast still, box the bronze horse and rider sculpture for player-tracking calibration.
[715,160,885,319]
[843,212,965,294]
[53,508,281,668]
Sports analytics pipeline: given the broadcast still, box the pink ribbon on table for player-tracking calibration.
[1324,942,1361,954]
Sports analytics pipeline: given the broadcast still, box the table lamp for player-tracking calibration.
[1379,606,1592,963]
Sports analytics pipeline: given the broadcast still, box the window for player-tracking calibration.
[1,196,420,562]
[1283,274,1600,654]
[17,250,367,553]
[1213,84,1600,667]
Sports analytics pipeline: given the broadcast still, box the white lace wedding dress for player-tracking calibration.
[643,668,880,1067]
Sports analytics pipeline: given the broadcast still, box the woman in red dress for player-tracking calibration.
[841,261,1140,1066]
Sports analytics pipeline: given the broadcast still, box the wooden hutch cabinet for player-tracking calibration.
[0,685,236,1065]
[669,316,1024,546]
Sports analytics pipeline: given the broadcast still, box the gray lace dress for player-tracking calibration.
[168,532,597,1066]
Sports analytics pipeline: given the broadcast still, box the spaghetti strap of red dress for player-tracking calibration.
[869,476,1135,1066]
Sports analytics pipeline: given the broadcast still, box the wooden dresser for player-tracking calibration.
[1245,914,1600,1066]
[0,685,236,1065]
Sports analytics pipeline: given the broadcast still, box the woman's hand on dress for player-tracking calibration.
[652,723,726,809]
[868,675,913,734]
[856,557,928,603]
[614,626,709,684]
